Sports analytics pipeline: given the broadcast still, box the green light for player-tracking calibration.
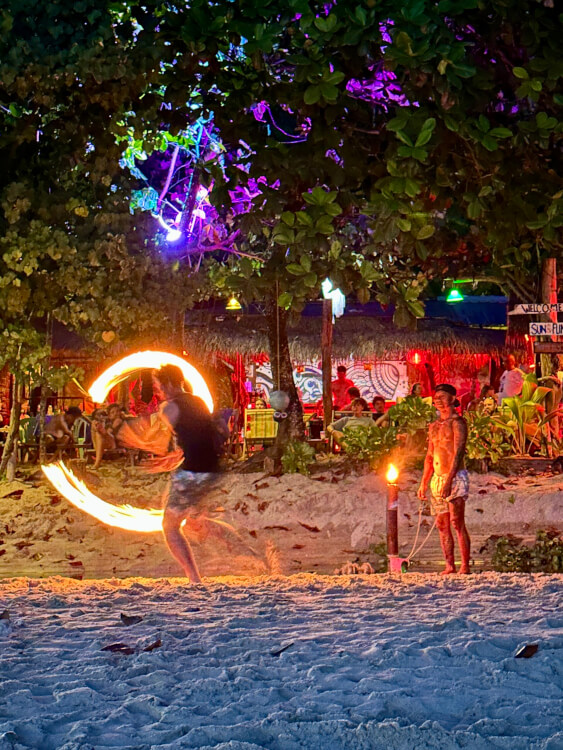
[446,288,464,303]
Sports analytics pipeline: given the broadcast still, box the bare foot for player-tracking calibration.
[440,567,456,576]
[458,566,471,575]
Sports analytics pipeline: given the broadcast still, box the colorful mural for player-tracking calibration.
[256,361,409,404]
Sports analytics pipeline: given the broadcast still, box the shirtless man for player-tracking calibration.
[417,384,471,575]
[151,365,221,583]
[45,406,82,459]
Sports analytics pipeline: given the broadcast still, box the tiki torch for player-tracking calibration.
[386,463,399,558]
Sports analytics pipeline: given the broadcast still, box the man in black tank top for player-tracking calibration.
[153,365,221,582]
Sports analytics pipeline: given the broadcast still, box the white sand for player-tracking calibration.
[0,573,562,749]
[0,466,561,578]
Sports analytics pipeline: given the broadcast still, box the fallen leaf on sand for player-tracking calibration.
[102,643,135,655]
[14,541,33,551]
[515,644,538,659]
[1,489,24,499]
[143,639,162,652]
[299,522,320,533]
[293,544,305,549]
[271,641,294,657]
[478,489,488,495]
[255,482,270,490]
[69,560,83,567]
[121,613,143,626]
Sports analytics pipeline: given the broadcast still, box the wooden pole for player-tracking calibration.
[540,257,558,377]
[322,298,333,433]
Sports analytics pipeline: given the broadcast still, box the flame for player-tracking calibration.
[386,463,399,483]
[42,461,164,533]
[42,461,244,542]
[89,350,213,412]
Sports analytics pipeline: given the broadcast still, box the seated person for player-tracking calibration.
[340,386,361,412]
[468,384,496,414]
[45,406,82,459]
[327,398,374,444]
[370,395,388,423]
[91,403,128,468]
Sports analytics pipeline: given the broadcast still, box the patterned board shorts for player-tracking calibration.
[430,469,469,516]
[166,470,221,513]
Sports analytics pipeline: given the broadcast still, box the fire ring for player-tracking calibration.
[41,351,213,532]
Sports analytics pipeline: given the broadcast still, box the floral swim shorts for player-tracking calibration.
[429,469,469,516]
[166,470,221,513]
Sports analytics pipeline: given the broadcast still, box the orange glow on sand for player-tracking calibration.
[42,461,164,532]
[89,350,214,412]
[386,463,399,484]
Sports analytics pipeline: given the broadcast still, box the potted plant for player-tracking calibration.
[495,373,558,474]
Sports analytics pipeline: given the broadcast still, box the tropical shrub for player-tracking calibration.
[495,373,558,456]
[492,530,563,573]
[281,440,316,476]
[341,423,398,466]
[464,408,511,466]
[387,397,436,433]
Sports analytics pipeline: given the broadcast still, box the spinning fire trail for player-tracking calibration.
[41,351,213,533]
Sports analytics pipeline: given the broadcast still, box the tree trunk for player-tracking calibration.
[0,377,22,476]
[39,314,53,465]
[266,298,304,463]
[540,257,557,377]
[38,391,48,465]
[321,299,333,432]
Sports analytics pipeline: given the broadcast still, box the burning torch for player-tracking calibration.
[385,463,409,573]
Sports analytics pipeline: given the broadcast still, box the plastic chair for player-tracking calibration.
[18,417,38,462]
[72,417,92,459]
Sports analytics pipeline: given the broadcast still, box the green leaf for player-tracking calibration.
[415,129,433,147]
[411,147,428,162]
[416,224,435,240]
[286,263,306,275]
[304,85,321,105]
[387,116,409,132]
[481,134,498,152]
[478,115,490,132]
[277,291,293,309]
[357,287,370,304]
[513,67,529,79]
[303,272,318,287]
[406,300,425,318]
[395,130,413,146]
[404,178,421,197]
[397,217,412,232]
[300,254,312,272]
[281,212,295,226]
[489,127,512,138]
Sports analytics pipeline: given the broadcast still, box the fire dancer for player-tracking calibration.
[417,384,471,575]
[150,364,221,583]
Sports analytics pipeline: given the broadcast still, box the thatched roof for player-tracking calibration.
[184,311,507,362]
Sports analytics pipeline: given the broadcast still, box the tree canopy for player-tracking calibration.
[113,0,562,321]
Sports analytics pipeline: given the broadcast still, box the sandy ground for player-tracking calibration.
[1,573,562,750]
[0,463,562,579]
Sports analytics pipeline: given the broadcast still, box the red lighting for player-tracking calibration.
[413,352,421,365]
